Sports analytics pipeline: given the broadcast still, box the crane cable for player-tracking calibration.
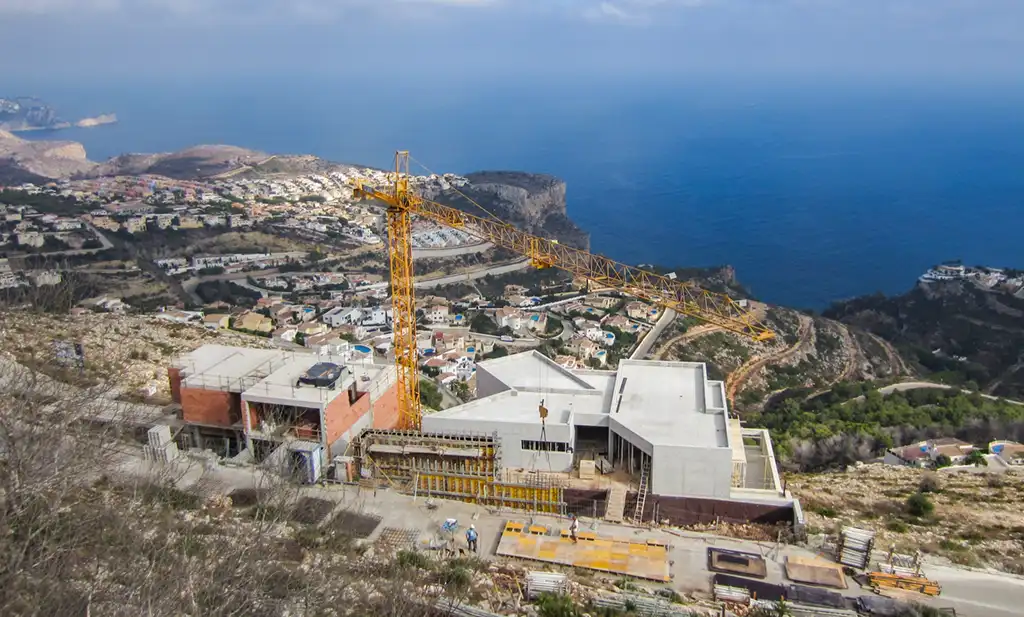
[408,154,521,232]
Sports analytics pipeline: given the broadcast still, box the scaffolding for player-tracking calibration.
[352,428,566,514]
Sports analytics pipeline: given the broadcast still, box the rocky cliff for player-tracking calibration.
[0,130,95,179]
[422,171,589,250]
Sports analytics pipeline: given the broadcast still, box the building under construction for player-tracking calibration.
[347,351,797,525]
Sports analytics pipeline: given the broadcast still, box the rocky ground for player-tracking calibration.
[0,310,278,402]
[789,463,1024,575]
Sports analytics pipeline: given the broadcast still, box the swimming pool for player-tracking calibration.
[353,345,372,354]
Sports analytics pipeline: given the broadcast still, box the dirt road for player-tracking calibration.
[726,314,814,404]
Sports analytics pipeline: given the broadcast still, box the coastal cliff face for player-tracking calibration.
[423,171,589,250]
[462,172,566,226]
[0,130,95,179]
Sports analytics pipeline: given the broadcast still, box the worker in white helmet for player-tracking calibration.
[466,524,478,553]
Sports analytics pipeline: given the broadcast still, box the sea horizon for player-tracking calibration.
[12,75,1024,310]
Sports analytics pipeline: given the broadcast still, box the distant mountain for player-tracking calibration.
[0,96,117,132]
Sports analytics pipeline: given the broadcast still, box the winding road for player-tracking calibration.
[726,313,814,404]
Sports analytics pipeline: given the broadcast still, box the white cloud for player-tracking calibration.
[583,2,646,24]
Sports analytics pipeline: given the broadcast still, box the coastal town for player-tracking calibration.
[3,165,1024,617]
[0,169,669,405]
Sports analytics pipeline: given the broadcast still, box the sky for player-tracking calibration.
[1,0,1023,86]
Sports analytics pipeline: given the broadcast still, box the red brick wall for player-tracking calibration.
[324,390,370,456]
[181,388,235,427]
[372,384,401,430]
[241,400,258,432]
[168,367,183,404]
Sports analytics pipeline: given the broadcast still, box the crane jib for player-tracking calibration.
[348,151,776,429]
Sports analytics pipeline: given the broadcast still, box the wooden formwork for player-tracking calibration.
[353,428,565,514]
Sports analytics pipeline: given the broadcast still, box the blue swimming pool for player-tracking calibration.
[353,345,372,353]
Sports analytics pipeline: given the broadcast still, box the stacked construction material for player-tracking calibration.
[867,571,942,596]
[143,424,179,464]
[836,526,875,569]
[525,571,567,600]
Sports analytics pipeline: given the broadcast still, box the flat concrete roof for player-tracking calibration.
[243,356,386,408]
[436,351,730,451]
[476,351,596,392]
[177,345,294,392]
[612,360,726,448]
[429,388,607,424]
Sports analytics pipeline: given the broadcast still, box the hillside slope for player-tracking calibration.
[826,280,1024,399]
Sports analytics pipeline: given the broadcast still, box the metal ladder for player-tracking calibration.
[631,458,651,525]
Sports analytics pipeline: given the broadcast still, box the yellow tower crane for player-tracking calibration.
[351,151,774,431]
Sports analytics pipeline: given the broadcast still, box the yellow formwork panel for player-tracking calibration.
[496,520,672,582]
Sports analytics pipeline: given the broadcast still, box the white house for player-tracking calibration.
[362,308,393,328]
[426,304,450,324]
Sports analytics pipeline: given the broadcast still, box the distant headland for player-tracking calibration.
[0,96,117,132]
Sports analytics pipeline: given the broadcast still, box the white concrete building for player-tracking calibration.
[322,306,364,328]
[426,304,450,324]
[421,351,785,502]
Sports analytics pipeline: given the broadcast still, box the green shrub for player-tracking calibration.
[536,593,580,617]
[887,520,909,533]
[906,492,935,517]
[395,549,431,570]
[809,505,837,518]
[440,564,472,592]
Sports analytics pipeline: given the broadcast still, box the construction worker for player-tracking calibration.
[569,513,579,544]
[466,524,478,553]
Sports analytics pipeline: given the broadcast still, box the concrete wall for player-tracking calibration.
[652,443,732,499]
[181,387,236,427]
[626,491,794,527]
[422,415,574,472]
[168,367,183,404]
[475,366,512,399]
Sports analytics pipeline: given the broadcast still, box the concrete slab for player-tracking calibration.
[496,520,671,582]
[785,555,847,589]
[708,548,767,579]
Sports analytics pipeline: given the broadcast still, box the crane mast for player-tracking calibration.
[351,150,775,431]
[353,152,422,430]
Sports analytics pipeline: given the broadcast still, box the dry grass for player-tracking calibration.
[0,311,279,400]
[189,231,309,255]
[789,463,1024,573]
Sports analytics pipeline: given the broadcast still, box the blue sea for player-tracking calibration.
[12,75,1024,309]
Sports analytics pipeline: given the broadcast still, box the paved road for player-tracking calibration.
[414,258,530,289]
[631,308,676,360]
[849,381,1024,406]
[412,242,492,259]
